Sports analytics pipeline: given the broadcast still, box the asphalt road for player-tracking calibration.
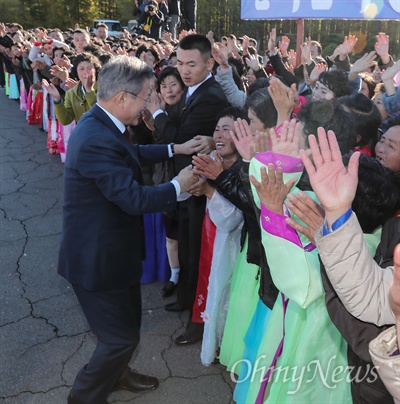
[0,88,235,404]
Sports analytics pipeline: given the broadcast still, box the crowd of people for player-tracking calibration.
[1,17,400,404]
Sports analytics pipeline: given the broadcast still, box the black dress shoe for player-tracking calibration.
[175,330,203,345]
[161,281,177,298]
[68,391,109,404]
[165,301,187,312]
[114,369,159,392]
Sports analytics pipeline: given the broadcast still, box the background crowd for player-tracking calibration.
[1,16,400,404]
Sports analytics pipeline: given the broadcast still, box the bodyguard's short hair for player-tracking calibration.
[178,34,212,59]
[97,55,154,101]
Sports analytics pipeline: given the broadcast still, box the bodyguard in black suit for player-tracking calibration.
[148,34,229,344]
[58,55,197,404]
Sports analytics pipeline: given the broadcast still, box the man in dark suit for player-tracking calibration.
[58,55,197,404]
[148,34,229,345]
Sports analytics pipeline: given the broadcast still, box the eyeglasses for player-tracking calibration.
[124,91,151,104]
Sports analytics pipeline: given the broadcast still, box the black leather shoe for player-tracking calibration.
[175,331,203,345]
[165,301,187,312]
[114,369,159,392]
[161,281,177,298]
[67,391,109,404]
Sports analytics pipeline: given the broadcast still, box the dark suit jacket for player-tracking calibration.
[154,75,229,174]
[58,104,177,291]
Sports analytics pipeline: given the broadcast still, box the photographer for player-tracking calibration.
[137,0,164,40]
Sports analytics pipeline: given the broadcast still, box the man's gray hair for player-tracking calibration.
[97,55,154,100]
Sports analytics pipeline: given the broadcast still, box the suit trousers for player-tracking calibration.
[176,195,206,309]
[182,0,197,30]
[71,284,142,403]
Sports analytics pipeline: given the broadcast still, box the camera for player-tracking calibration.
[148,5,155,12]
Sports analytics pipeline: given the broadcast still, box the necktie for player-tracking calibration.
[123,128,131,142]
[185,90,191,105]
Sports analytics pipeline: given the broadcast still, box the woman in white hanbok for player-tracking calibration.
[191,109,245,365]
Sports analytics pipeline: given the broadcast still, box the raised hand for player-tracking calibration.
[301,36,312,64]
[242,35,250,53]
[42,79,61,101]
[278,35,290,57]
[147,90,162,115]
[141,108,155,131]
[287,49,297,68]
[81,68,96,93]
[230,118,253,161]
[192,152,224,180]
[228,36,240,55]
[115,46,126,56]
[381,59,400,96]
[212,42,229,68]
[309,63,326,84]
[299,128,360,228]
[178,30,188,41]
[250,164,297,214]
[155,43,167,60]
[381,58,400,81]
[0,22,6,37]
[339,35,358,60]
[245,53,260,71]
[163,45,173,59]
[267,28,276,55]
[50,65,68,82]
[270,119,304,157]
[268,78,295,125]
[285,191,325,245]
[206,30,214,46]
[375,32,390,64]
[162,32,172,43]
[348,51,376,80]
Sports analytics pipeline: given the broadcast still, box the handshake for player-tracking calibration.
[175,165,199,194]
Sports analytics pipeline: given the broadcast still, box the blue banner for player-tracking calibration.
[241,0,400,20]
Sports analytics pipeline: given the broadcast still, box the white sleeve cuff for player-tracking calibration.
[152,109,165,119]
[170,179,181,197]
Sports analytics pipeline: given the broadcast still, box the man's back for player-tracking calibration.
[58,105,176,291]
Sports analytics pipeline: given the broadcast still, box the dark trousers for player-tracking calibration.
[71,284,142,403]
[176,195,206,309]
[182,0,197,30]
